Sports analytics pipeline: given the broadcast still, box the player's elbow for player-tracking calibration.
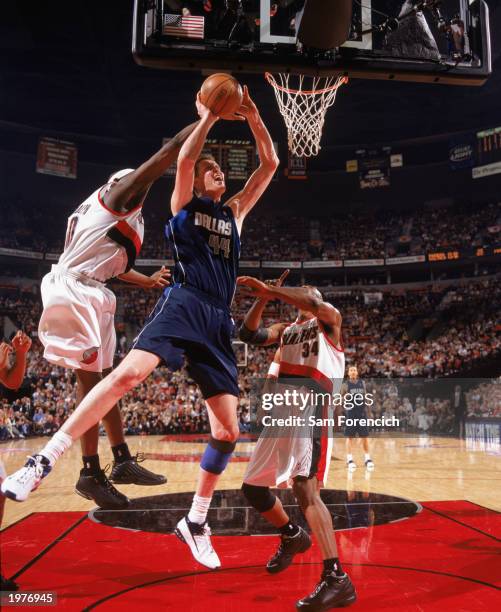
[239,324,268,345]
[307,293,323,313]
[1,382,15,390]
[1,376,21,391]
[176,154,195,171]
[263,153,279,172]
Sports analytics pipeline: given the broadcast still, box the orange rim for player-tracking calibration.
[265,72,348,95]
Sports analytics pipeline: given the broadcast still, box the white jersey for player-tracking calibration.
[57,187,144,282]
[245,316,344,488]
[278,316,345,393]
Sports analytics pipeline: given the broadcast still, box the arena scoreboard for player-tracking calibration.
[203,139,257,181]
[427,245,501,262]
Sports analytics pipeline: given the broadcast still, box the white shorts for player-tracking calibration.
[38,266,116,373]
[243,384,333,488]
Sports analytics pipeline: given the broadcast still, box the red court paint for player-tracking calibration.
[1,501,499,611]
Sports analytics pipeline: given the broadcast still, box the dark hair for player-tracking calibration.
[195,154,216,177]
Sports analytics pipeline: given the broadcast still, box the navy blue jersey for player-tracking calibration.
[166,196,240,307]
[345,378,367,416]
[347,379,366,396]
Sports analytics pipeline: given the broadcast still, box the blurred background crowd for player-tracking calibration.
[1,273,499,441]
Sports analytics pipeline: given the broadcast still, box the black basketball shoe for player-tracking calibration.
[266,526,312,574]
[296,571,356,610]
[75,467,130,510]
[1,574,19,591]
[109,453,167,486]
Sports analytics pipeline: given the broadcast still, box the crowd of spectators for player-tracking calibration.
[363,382,455,434]
[1,199,499,262]
[466,378,501,418]
[321,278,501,378]
[78,200,501,261]
[1,276,498,440]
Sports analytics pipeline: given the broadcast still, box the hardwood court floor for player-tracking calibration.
[1,436,500,611]
[2,434,500,528]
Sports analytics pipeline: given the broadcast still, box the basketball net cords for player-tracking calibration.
[266,73,347,158]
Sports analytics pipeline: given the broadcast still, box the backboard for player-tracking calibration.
[133,0,491,85]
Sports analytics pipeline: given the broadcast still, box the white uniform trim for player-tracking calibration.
[132,286,173,349]
[169,219,186,284]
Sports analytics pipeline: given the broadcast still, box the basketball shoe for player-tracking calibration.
[365,459,375,471]
[266,526,312,574]
[296,571,357,610]
[1,455,51,502]
[110,453,167,485]
[347,459,357,471]
[75,467,129,509]
[175,516,221,569]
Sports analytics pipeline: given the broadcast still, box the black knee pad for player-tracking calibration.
[241,482,276,513]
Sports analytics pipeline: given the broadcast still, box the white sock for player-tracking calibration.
[364,453,371,462]
[188,494,212,525]
[40,430,73,466]
[347,454,353,462]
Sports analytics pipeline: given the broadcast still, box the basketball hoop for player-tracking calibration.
[265,73,348,158]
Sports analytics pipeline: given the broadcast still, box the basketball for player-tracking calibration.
[200,73,243,118]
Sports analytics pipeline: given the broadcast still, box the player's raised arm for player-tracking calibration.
[0,331,31,390]
[171,97,219,215]
[103,120,200,214]
[238,276,341,328]
[226,87,279,232]
[239,270,289,346]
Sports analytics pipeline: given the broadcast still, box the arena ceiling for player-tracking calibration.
[1,0,500,150]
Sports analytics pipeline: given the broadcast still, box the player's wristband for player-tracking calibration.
[267,362,280,378]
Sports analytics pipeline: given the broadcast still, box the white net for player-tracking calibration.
[266,73,347,158]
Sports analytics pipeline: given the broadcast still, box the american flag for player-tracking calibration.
[163,14,204,39]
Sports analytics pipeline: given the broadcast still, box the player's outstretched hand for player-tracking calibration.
[226,86,258,122]
[196,92,219,122]
[148,266,171,289]
[237,276,271,298]
[11,331,32,355]
[265,269,289,288]
[0,342,13,370]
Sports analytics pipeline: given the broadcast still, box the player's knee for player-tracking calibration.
[110,364,143,392]
[241,483,276,513]
[200,436,236,475]
[213,423,240,443]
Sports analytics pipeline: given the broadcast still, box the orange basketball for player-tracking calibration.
[200,73,243,118]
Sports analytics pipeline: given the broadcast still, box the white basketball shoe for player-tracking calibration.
[1,455,52,502]
[175,516,221,569]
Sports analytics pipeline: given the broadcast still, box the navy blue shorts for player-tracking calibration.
[133,284,239,399]
[343,409,369,438]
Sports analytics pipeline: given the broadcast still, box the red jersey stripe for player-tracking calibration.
[115,220,142,255]
[278,362,334,393]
